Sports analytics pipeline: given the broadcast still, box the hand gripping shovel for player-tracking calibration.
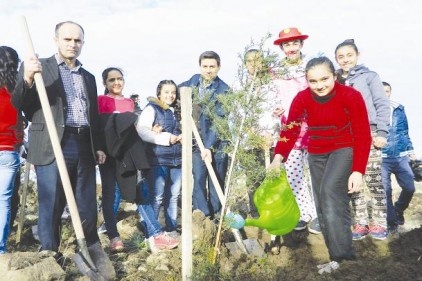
[20,17,111,280]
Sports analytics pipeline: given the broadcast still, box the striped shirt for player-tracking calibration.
[55,54,89,127]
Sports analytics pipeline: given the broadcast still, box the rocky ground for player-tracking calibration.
[2,175,422,281]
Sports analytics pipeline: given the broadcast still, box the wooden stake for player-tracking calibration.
[180,87,193,281]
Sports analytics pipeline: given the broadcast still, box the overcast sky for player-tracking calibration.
[1,0,421,154]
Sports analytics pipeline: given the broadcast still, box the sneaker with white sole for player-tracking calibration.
[317,261,340,274]
[148,232,179,253]
[369,225,387,240]
[110,237,124,252]
[294,220,308,231]
[97,222,107,234]
[352,224,369,240]
[61,206,71,220]
[308,218,322,234]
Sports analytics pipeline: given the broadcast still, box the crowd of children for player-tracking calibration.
[0,21,418,277]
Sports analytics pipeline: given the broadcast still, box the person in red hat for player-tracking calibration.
[268,27,320,253]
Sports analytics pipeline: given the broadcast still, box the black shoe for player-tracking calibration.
[387,223,398,234]
[395,209,405,225]
[308,218,322,234]
[294,220,308,231]
[265,237,281,255]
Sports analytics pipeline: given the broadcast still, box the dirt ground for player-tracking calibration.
[6,179,422,281]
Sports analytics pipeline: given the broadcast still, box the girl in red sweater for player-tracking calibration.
[270,56,371,274]
[0,46,23,254]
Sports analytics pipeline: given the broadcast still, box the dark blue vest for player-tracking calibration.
[146,102,182,166]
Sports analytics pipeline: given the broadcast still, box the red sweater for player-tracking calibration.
[274,82,371,174]
[98,94,134,114]
[0,87,23,151]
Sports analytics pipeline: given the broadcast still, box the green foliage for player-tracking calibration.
[126,233,148,251]
[191,243,222,281]
[202,34,280,204]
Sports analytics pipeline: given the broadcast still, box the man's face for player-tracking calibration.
[54,23,84,61]
[200,58,220,82]
[384,85,392,98]
[280,40,303,62]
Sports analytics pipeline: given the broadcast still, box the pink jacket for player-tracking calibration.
[273,74,309,149]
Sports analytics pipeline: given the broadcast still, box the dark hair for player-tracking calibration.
[245,48,260,57]
[102,67,124,94]
[156,80,178,100]
[305,56,336,76]
[382,81,391,89]
[0,46,20,92]
[335,39,359,55]
[156,80,181,121]
[199,51,221,66]
[55,21,85,37]
[130,94,139,99]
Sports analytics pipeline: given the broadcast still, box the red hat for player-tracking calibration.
[273,27,309,45]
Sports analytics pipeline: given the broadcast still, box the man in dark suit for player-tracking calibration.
[12,21,106,256]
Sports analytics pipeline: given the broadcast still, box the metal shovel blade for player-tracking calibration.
[225,238,265,257]
[73,251,103,281]
[73,238,111,281]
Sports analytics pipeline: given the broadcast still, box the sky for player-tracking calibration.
[1,0,421,154]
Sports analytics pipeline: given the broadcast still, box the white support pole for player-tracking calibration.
[180,87,193,281]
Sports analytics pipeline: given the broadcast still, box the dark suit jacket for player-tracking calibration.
[12,55,103,165]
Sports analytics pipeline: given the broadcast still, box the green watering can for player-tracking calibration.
[226,168,300,235]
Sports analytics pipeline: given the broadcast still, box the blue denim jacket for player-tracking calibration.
[179,74,229,150]
[382,100,414,158]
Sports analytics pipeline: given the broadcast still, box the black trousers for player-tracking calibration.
[308,147,355,262]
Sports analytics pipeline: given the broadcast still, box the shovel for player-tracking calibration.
[20,17,111,280]
[191,118,261,257]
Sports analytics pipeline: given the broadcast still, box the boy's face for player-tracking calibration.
[280,40,303,62]
[200,58,220,82]
[384,85,392,98]
[245,52,264,76]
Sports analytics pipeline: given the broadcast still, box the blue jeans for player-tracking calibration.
[192,146,228,217]
[0,151,20,254]
[137,180,163,238]
[35,132,99,252]
[99,158,121,239]
[308,148,355,262]
[113,185,121,215]
[145,166,181,231]
[381,156,415,226]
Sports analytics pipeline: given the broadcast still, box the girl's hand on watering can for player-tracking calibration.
[268,154,283,171]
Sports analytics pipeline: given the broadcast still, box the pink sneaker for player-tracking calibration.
[369,225,387,240]
[152,232,180,250]
[110,237,124,252]
[352,224,369,240]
